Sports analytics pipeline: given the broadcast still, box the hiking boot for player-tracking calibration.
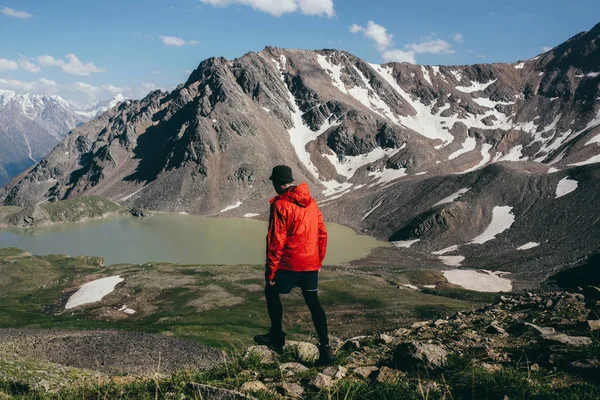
[316,344,336,366]
[253,330,286,351]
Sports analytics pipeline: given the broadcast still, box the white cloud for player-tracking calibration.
[159,36,198,47]
[0,58,19,71]
[0,77,58,94]
[2,7,32,19]
[476,54,487,59]
[351,21,455,64]
[542,46,553,52]
[199,0,334,17]
[19,60,41,73]
[382,49,416,64]
[451,33,463,42]
[465,49,473,54]
[152,70,161,75]
[406,39,454,54]
[37,54,105,76]
[350,21,392,51]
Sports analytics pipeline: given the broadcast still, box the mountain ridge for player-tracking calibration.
[2,22,599,284]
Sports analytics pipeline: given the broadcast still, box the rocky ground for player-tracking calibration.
[0,287,598,399]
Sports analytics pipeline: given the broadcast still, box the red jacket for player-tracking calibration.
[265,183,328,281]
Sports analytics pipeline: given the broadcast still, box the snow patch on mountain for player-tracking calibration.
[470,206,515,244]
[443,270,512,292]
[438,255,465,266]
[555,177,578,198]
[455,79,497,93]
[392,239,421,248]
[459,144,493,174]
[431,245,459,255]
[517,242,540,250]
[433,188,470,207]
[448,136,477,160]
[220,202,242,213]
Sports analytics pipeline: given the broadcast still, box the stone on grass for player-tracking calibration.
[587,320,600,331]
[376,334,393,344]
[353,366,379,379]
[279,362,309,374]
[394,342,448,370]
[310,373,333,390]
[485,323,508,336]
[512,322,592,347]
[240,381,268,393]
[480,363,503,373]
[191,383,252,400]
[244,345,277,365]
[323,365,347,380]
[391,328,410,337]
[278,382,304,398]
[376,366,406,384]
[284,341,319,363]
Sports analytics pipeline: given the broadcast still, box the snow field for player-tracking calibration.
[65,276,124,309]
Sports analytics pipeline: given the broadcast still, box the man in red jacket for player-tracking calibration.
[254,165,335,365]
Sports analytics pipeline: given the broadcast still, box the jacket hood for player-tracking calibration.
[275,182,314,208]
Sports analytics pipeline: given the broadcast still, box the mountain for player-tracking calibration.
[2,23,600,285]
[0,91,125,187]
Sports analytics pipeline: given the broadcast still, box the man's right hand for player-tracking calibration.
[268,280,276,287]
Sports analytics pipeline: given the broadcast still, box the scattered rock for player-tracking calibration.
[530,363,540,372]
[411,321,429,329]
[278,382,304,398]
[417,380,439,394]
[485,323,508,336]
[280,362,309,374]
[394,342,448,370]
[480,363,503,373]
[244,345,277,365]
[323,365,347,380]
[569,359,600,382]
[376,334,393,344]
[343,336,366,350]
[328,336,343,352]
[376,366,406,384]
[431,319,448,328]
[391,328,409,337]
[587,320,600,331]
[239,381,268,393]
[310,373,333,390]
[353,366,379,379]
[190,383,252,400]
[284,341,319,363]
[511,322,593,346]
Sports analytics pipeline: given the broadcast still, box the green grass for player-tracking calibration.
[41,196,125,223]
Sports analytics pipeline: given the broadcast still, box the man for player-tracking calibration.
[254,165,335,365]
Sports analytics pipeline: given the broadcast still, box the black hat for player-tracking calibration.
[269,165,294,184]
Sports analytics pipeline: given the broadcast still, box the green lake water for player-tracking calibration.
[0,214,387,266]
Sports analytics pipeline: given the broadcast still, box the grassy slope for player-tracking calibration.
[0,249,494,348]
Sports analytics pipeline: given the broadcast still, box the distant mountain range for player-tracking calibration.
[2,22,599,285]
[0,90,125,186]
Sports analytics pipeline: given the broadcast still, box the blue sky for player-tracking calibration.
[1,0,598,107]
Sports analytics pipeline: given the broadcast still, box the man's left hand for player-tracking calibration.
[268,280,276,286]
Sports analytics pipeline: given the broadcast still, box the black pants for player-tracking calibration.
[265,283,329,346]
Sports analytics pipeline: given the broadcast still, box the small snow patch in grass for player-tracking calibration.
[514,62,525,69]
[431,245,459,255]
[244,213,260,218]
[423,285,436,289]
[403,284,419,290]
[392,239,420,248]
[434,188,470,207]
[66,276,124,309]
[547,167,560,174]
[568,154,600,167]
[118,305,136,314]
[443,270,512,292]
[517,242,540,250]
[469,206,515,244]
[586,134,600,146]
[555,177,578,198]
[220,201,242,213]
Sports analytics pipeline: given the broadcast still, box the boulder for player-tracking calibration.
[511,322,592,347]
[310,373,333,390]
[587,320,600,331]
[376,366,406,384]
[323,365,347,380]
[284,341,319,363]
[376,334,394,344]
[394,342,448,370]
[239,381,268,393]
[485,323,508,336]
[278,382,304,398]
[279,362,309,374]
[243,345,277,365]
[353,366,379,379]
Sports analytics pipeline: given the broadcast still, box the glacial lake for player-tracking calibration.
[0,214,388,266]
